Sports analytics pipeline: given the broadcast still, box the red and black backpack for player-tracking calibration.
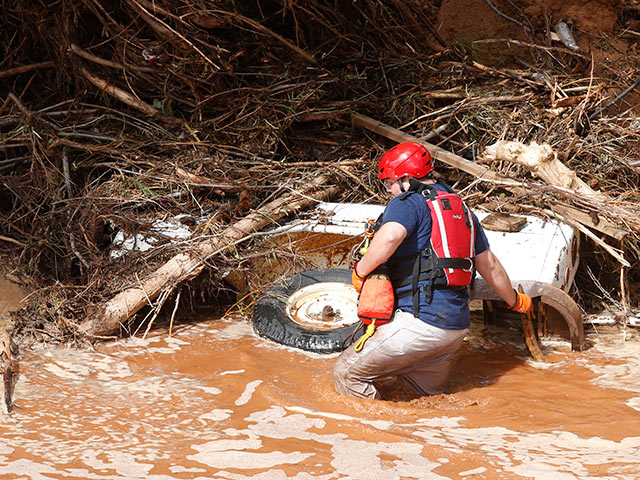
[389,179,476,315]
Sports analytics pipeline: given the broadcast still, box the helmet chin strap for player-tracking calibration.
[398,177,406,192]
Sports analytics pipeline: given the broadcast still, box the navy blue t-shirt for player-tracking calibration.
[382,185,490,330]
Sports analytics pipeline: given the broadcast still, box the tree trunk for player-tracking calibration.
[80,176,342,338]
[1,329,17,414]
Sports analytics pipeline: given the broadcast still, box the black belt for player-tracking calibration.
[396,284,467,299]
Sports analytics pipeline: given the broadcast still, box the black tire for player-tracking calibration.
[252,268,361,353]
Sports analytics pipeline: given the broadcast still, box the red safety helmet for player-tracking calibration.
[378,142,433,180]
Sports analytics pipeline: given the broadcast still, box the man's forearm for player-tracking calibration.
[474,249,517,306]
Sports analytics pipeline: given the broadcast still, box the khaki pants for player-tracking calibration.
[333,310,467,399]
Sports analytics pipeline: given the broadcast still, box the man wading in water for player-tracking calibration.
[334,142,533,399]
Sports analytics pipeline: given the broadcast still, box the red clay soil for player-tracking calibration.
[436,0,637,101]
[437,0,622,42]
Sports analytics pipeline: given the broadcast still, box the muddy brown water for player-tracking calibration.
[2,301,640,480]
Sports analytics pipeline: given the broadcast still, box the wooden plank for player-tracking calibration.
[552,204,627,241]
[481,212,527,232]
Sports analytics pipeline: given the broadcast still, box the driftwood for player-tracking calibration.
[482,140,607,201]
[481,140,635,257]
[80,175,342,338]
[1,329,18,414]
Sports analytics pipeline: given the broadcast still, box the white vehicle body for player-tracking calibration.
[265,202,583,350]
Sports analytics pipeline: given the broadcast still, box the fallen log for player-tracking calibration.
[1,329,18,415]
[80,175,342,338]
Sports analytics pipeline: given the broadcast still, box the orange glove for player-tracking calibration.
[352,262,366,293]
[508,290,533,316]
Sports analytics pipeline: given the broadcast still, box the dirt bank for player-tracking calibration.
[0,277,28,330]
[438,0,623,43]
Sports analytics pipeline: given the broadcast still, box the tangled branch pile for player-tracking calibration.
[1,0,639,342]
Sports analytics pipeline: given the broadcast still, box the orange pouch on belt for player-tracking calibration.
[357,270,395,324]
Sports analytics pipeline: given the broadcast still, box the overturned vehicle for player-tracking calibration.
[249,202,583,356]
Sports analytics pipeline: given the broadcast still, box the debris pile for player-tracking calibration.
[1,0,639,342]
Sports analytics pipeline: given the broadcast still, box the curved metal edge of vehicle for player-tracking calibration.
[267,202,584,351]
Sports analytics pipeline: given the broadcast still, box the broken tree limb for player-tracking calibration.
[551,204,628,241]
[79,65,165,118]
[69,43,155,73]
[1,329,18,414]
[481,140,608,201]
[0,235,27,248]
[79,175,342,338]
[0,61,55,79]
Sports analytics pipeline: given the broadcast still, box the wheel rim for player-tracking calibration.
[285,282,359,330]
